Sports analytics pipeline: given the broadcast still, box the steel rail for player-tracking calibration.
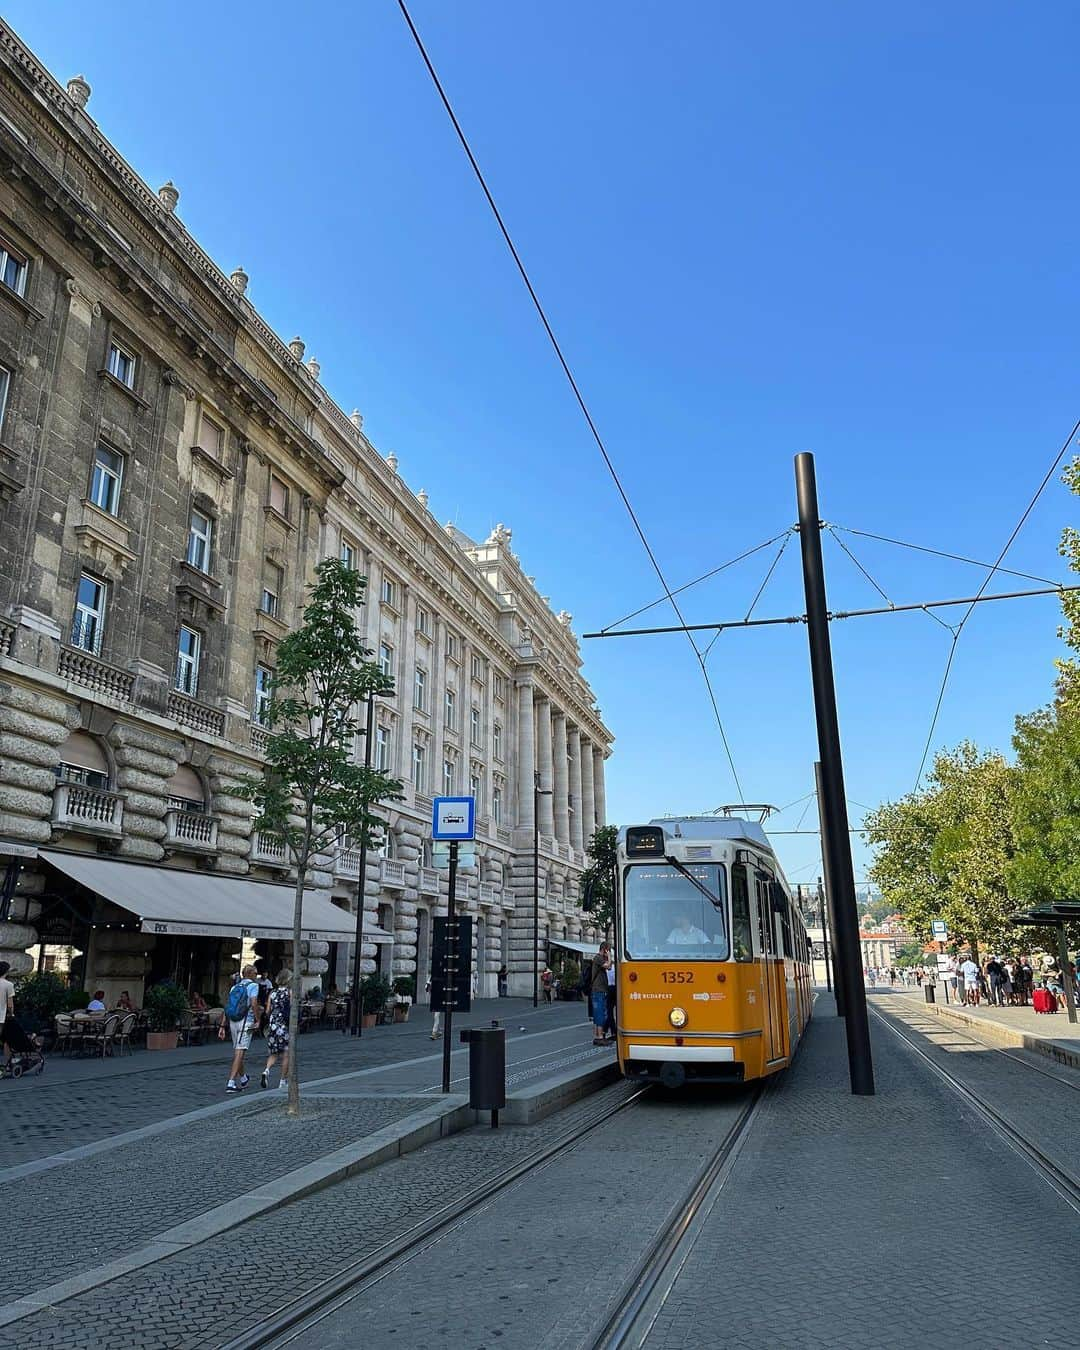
[869,1005,1080,1215]
[221,1085,649,1350]
[587,1085,766,1350]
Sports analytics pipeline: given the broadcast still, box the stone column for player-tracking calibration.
[592,746,607,828]
[399,586,417,785]
[552,710,570,845]
[516,680,535,829]
[567,725,583,851]
[580,738,596,850]
[535,696,554,837]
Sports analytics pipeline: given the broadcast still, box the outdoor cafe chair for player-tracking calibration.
[83,1013,119,1058]
[114,1012,137,1056]
[52,1013,78,1056]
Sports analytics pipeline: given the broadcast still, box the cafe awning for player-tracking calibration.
[548,938,600,959]
[40,850,394,944]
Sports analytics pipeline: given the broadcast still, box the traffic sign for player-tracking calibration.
[931,919,948,939]
[432,796,475,841]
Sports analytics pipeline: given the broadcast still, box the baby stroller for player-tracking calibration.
[1,1017,45,1078]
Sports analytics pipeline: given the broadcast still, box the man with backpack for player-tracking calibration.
[219,965,261,1092]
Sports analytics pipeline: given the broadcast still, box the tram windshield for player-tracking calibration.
[623,864,729,959]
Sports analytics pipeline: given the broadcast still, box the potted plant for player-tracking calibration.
[13,971,67,1035]
[64,988,91,1012]
[359,973,392,1029]
[143,981,189,1050]
[557,959,581,1000]
[392,976,414,1022]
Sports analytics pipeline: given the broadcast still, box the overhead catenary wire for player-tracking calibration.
[828,527,956,635]
[395,0,745,801]
[911,412,1080,790]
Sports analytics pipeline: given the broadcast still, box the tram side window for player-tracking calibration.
[731,864,754,961]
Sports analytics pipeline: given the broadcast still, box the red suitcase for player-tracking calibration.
[1033,987,1056,1014]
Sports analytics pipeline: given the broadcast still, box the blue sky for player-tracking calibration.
[10,0,1079,885]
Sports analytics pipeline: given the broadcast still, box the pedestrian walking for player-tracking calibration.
[986,955,1005,1007]
[590,944,612,1046]
[541,967,554,1004]
[960,955,980,1007]
[260,969,291,1090]
[254,959,273,1034]
[219,964,260,1092]
[497,965,508,997]
[0,961,15,1068]
[604,958,617,1039]
[426,977,441,1040]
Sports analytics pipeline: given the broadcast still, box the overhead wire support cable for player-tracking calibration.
[832,524,1064,589]
[911,412,1080,789]
[395,0,746,802]
[745,532,792,621]
[827,526,955,634]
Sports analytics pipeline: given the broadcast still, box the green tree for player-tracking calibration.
[235,558,402,1115]
[865,742,1017,958]
[580,824,618,937]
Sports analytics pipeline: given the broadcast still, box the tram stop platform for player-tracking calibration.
[893,983,1080,1069]
[642,991,1080,1349]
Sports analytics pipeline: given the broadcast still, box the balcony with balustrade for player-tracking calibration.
[163,808,220,857]
[379,857,407,889]
[250,832,289,869]
[51,781,124,841]
[333,846,362,881]
[478,881,500,905]
[419,867,440,895]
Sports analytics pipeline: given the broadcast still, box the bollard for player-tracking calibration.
[459,1019,506,1127]
[924,983,935,1005]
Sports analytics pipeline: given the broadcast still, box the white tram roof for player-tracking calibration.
[619,816,777,852]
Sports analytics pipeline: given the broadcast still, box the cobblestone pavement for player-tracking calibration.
[2,998,589,1165]
[643,998,1080,1349]
[0,1079,645,1350]
[0,1095,423,1306]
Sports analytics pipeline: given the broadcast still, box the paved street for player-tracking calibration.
[1,997,592,1167]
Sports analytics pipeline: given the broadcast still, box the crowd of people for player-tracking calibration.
[865,954,1079,1011]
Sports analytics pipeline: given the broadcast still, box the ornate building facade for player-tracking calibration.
[0,23,612,1002]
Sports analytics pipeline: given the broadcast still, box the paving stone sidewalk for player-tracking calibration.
[644,998,1080,1349]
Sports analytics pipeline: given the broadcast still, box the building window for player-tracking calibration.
[445,687,456,731]
[470,772,482,810]
[254,665,273,726]
[471,654,484,683]
[416,606,431,636]
[261,562,283,618]
[446,633,458,661]
[71,574,106,654]
[268,473,289,517]
[375,724,391,771]
[199,412,223,457]
[380,577,396,607]
[493,786,502,826]
[493,673,506,701]
[340,538,357,571]
[443,758,455,796]
[379,642,394,679]
[107,341,136,389]
[412,742,427,792]
[493,722,502,760]
[0,239,27,297]
[470,706,481,746]
[413,665,427,712]
[0,365,10,431]
[186,509,213,573]
[175,626,201,696]
[90,446,124,515]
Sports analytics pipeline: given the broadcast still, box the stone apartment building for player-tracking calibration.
[0,23,613,1003]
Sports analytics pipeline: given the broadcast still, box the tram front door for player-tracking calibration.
[756,875,785,1064]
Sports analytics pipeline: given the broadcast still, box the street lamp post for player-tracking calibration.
[533,772,553,1008]
[349,691,388,1038]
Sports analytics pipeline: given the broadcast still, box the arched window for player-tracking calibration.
[56,731,110,789]
[165,764,206,813]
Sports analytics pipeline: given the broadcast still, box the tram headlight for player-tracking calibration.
[669,1006,688,1029]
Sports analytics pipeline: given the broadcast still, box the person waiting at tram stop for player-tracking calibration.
[590,944,613,1046]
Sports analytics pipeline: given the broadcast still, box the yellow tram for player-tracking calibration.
[615,813,812,1087]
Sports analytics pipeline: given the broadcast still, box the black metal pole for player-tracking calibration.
[818,876,831,993]
[441,839,459,1093]
[798,455,874,1094]
[815,761,844,1020]
[533,776,540,1009]
[349,694,377,1037]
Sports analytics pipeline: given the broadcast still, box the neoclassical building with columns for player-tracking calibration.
[0,21,613,1002]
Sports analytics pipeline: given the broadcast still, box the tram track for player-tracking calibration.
[587,1084,765,1350]
[221,1084,649,1350]
[868,1003,1080,1217]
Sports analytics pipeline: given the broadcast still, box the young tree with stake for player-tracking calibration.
[235,558,402,1116]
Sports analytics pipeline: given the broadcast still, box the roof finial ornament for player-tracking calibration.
[229,266,249,296]
[306,356,321,382]
[67,75,91,109]
[157,181,179,214]
[386,451,398,474]
[288,337,306,362]
[350,409,363,431]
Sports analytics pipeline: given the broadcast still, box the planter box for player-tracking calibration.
[393,1006,410,1023]
[361,1013,377,1029]
[146,1030,178,1051]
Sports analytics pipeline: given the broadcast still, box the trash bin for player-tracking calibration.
[924,984,936,1004]
[460,1021,506,1126]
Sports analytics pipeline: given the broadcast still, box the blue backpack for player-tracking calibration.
[225,981,251,1022]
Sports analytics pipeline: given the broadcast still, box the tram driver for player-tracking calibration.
[666,913,712,946]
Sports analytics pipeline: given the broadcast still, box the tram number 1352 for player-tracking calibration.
[661,971,694,984]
